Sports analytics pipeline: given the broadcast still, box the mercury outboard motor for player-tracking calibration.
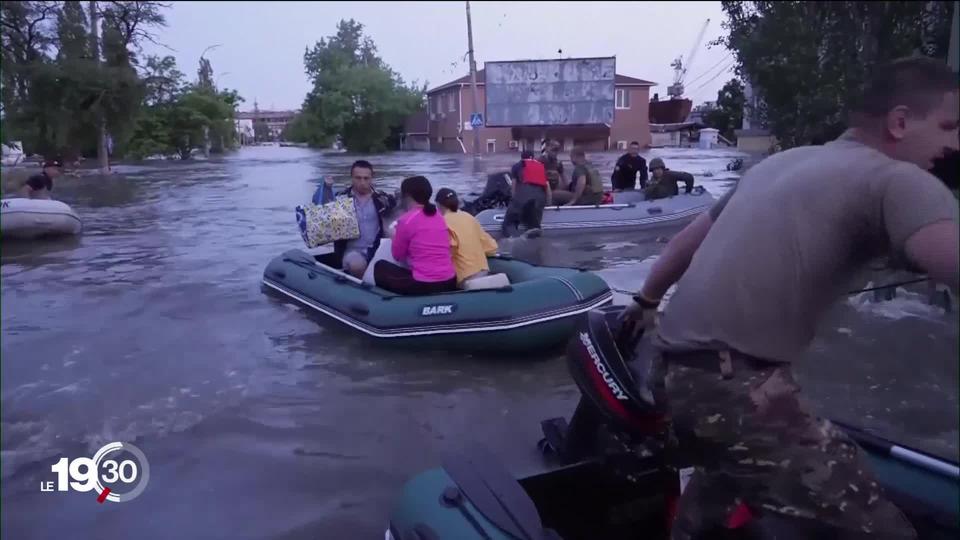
[540,306,808,539]
[462,172,513,215]
[540,305,668,463]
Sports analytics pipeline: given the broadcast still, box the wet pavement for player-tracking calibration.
[1,146,956,539]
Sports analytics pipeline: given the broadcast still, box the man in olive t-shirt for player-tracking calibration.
[622,57,959,538]
[552,147,604,206]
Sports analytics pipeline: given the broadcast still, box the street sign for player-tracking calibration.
[470,113,484,128]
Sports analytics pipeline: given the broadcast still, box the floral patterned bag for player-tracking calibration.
[295,197,360,248]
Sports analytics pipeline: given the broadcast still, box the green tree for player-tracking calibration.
[1,1,58,153]
[196,56,214,93]
[0,1,169,158]
[297,19,424,152]
[703,78,745,141]
[715,1,953,149]
[52,0,96,159]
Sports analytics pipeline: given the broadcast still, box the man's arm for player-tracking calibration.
[567,172,586,206]
[638,186,735,301]
[638,158,648,188]
[679,171,695,194]
[903,222,959,292]
[545,182,552,207]
[882,167,960,292]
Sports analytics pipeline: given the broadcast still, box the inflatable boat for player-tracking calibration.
[388,306,959,539]
[0,198,82,239]
[261,249,613,353]
[467,173,717,236]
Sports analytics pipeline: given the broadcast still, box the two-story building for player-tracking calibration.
[415,69,655,154]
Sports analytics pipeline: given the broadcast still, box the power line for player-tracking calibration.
[692,60,736,92]
[685,53,731,86]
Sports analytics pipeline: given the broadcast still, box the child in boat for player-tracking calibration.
[374,176,458,295]
[435,188,498,287]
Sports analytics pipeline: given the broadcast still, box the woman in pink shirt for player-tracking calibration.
[374,176,457,295]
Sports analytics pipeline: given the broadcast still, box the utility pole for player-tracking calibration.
[89,1,109,174]
[466,1,481,160]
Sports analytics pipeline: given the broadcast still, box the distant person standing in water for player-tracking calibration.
[611,141,648,190]
[18,158,62,200]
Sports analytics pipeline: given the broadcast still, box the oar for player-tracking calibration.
[831,419,960,480]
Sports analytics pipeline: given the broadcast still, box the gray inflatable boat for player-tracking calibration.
[474,186,716,236]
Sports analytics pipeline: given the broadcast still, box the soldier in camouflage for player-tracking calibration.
[655,351,916,538]
[623,57,959,538]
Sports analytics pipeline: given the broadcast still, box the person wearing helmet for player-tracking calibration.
[622,57,959,539]
[642,157,695,201]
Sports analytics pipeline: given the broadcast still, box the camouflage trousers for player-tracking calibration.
[655,350,917,539]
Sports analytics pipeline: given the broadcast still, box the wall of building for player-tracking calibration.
[402,135,431,151]
[424,83,651,153]
[737,134,777,153]
[609,87,652,148]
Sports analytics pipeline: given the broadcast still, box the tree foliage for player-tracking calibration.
[1,1,242,161]
[715,1,954,149]
[293,19,424,152]
[703,78,745,141]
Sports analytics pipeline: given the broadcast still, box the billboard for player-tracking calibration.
[484,57,616,127]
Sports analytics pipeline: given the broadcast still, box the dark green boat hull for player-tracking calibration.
[388,424,959,540]
[262,249,613,354]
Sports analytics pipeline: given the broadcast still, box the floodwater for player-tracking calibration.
[1,146,956,539]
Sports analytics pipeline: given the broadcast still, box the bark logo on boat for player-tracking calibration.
[420,304,456,316]
[579,332,629,401]
[1,201,8,208]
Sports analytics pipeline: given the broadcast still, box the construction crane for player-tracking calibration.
[667,18,711,99]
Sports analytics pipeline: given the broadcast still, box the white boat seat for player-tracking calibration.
[462,273,510,291]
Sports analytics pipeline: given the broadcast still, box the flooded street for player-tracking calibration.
[2,146,956,539]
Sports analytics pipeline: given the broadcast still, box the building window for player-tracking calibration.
[448,92,455,112]
[617,140,628,150]
[486,139,496,153]
[616,88,631,109]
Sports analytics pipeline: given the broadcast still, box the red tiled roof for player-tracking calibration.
[427,69,655,94]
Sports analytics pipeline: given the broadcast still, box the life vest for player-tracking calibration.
[520,159,548,187]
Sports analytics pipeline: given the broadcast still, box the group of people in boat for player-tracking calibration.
[501,140,695,237]
[312,160,498,296]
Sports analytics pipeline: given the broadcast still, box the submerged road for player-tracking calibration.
[2,146,956,539]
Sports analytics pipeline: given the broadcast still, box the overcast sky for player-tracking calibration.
[142,1,736,112]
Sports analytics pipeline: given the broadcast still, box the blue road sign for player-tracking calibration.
[470,113,484,128]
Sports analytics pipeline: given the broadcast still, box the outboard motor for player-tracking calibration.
[462,172,514,215]
[541,306,780,539]
[539,305,681,530]
[540,305,668,464]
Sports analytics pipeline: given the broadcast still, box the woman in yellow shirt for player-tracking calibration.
[435,188,498,285]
